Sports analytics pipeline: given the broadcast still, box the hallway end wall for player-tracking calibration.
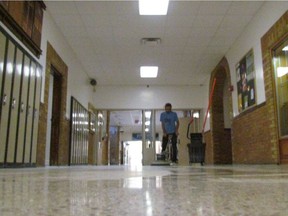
[90,85,207,110]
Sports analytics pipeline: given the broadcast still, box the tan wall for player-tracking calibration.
[178,117,192,165]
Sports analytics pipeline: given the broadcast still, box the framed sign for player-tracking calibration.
[132,133,159,140]
[236,49,256,112]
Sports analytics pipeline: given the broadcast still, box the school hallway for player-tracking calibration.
[1,1,288,215]
[1,164,288,216]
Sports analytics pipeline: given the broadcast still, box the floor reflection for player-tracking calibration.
[123,177,143,189]
[0,165,288,215]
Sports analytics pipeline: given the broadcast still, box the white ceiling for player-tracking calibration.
[44,0,264,127]
[45,0,264,87]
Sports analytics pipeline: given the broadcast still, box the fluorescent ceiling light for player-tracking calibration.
[145,111,151,118]
[145,121,150,126]
[193,112,199,119]
[139,0,169,15]
[277,67,288,77]
[282,45,288,51]
[140,66,158,78]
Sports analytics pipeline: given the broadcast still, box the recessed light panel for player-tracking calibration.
[140,66,158,78]
[282,45,288,51]
[139,0,169,15]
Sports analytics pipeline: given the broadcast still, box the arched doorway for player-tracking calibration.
[210,58,233,164]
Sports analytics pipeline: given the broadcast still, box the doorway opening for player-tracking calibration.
[107,109,197,166]
[49,67,62,166]
[124,141,142,166]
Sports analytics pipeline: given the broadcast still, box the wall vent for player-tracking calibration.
[141,38,161,46]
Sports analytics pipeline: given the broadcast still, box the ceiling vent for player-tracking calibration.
[141,38,161,46]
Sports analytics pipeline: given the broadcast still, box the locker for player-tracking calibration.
[79,105,83,164]
[75,102,80,164]
[83,111,86,164]
[74,101,78,163]
[82,106,89,164]
[24,61,36,163]
[70,98,89,165]
[71,100,75,164]
[16,56,30,163]
[30,65,42,163]
[85,111,89,163]
[0,31,6,114]
[0,40,15,164]
[77,103,81,164]
[6,48,24,163]
[0,26,42,167]
[71,99,77,164]
[82,106,87,164]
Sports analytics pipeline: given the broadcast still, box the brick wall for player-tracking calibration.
[259,10,288,164]
[232,103,277,163]
[203,131,213,164]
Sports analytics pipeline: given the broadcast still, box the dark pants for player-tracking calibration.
[162,133,178,162]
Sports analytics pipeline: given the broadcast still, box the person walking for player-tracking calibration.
[160,103,179,164]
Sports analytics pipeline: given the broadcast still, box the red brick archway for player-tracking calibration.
[206,57,233,164]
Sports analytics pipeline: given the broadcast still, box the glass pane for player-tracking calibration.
[273,39,288,137]
[155,109,198,155]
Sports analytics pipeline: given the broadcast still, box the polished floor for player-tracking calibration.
[1,164,288,216]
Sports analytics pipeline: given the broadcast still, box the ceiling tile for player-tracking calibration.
[46,1,78,15]
[220,15,254,29]
[227,1,264,15]
[168,1,202,16]
[192,15,224,28]
[197,1,231,15]
[53,14,83,27]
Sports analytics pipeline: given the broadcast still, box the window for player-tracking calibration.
[273,39,288,137]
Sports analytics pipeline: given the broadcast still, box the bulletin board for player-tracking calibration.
[236,49,256,112]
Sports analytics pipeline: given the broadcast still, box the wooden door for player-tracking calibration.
[50,68,62,166]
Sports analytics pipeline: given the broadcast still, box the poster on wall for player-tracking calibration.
[236,49,256,112]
